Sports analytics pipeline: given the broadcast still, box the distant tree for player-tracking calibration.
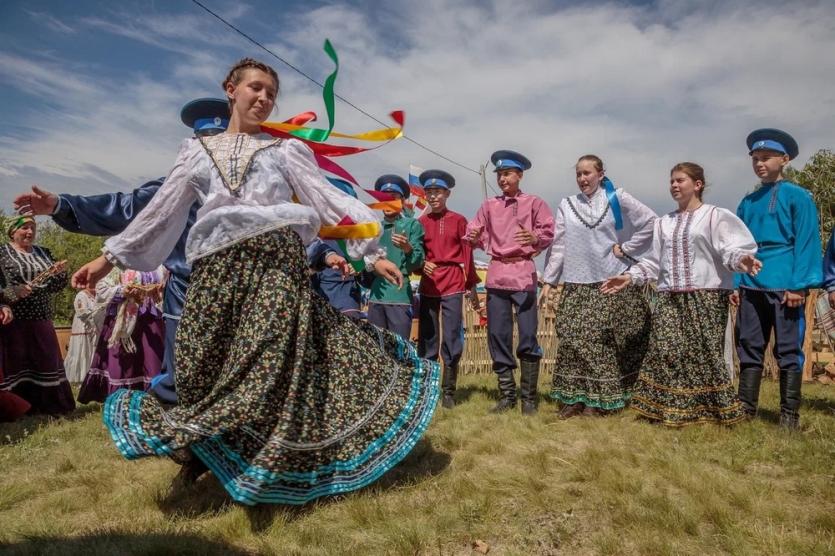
[0,212,103,326]
[785,149,835,249]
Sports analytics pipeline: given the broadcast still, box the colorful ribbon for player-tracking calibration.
[602,177,623,231]
[288,39,338,142]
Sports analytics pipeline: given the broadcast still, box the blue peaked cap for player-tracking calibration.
[419,169,456,189]
[491,149,532,172]
[180,98,230,134]
[747,128,799,160]
[374,174,410,199]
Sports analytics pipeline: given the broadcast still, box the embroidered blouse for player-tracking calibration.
[627,204,757,291]
[542,187,657,285]
[103,134,384,271]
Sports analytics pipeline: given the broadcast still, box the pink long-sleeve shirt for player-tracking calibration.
[466,192,555,291]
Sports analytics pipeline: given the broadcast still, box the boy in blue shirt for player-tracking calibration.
[735,128,822,429]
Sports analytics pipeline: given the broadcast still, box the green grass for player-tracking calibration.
[1,376,834,555]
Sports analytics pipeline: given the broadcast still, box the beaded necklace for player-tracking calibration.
[566,196,610,229]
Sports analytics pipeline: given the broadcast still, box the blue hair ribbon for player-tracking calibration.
[602,177,623,231]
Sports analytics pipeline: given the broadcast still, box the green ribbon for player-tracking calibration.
[290,39,338,143]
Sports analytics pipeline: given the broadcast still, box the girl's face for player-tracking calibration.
[750,150,788,183]
[669,171,702,204]
[226,68,277,128]
[575,160,603,196]
[11,222,36,249]
[496,169,522,196]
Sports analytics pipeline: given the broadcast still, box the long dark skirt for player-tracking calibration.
[78,304,164,404]
[0,320,75,415]
[631,290,745,427]
[551,283,651,410]
[103,229,440,506]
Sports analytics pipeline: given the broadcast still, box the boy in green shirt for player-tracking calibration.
[366,174,425,341]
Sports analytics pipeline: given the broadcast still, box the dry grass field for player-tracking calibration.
[0,375,833,555]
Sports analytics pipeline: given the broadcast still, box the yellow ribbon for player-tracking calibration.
[319,221,381,240]
[261,121,403,142]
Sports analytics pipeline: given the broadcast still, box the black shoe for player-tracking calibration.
[737,368,764,417]
[779,411,800,430]
[519,359,540,416]
[441,394,455,409]
[489,369,517,413]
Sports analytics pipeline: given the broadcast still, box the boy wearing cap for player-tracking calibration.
[11,98,230,405]
[735,128,822,429]
[466,151,555,414]
[366,175,425,341]
[417,170,482,409]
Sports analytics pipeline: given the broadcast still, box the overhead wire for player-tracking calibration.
[191,0,481,176]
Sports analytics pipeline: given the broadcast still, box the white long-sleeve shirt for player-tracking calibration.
[104,134,383,271]
[542,187,657,285]
[627,204,756,291]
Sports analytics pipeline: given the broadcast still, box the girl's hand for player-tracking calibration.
[738,254,762,276]
[72,256,113,289]
[537,284,552,307]
[423,261,437,276]
[600,274,632,294]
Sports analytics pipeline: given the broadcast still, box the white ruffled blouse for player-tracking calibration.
[627,204,757,291]
[104,133,384,271]
[542,187,657,285]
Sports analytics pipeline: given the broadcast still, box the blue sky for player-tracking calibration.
[1,0,834,224]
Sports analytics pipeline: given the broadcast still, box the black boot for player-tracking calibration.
[778,370,802,430]
[737,368,763,417]
[519,359,540,416]
[489,369,517,413]
[441,365,458,409]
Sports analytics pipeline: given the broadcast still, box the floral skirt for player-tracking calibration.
[551,283,650,410]
[103,228,439,506]
[631,290,745,427]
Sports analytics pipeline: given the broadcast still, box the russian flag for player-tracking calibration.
[409,164,426,208]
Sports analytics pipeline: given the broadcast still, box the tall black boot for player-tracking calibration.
[519,359,540,416]
[489,369,517,413]
[778,370,802,430]
[441,365,458,409]
[737,368,763,417]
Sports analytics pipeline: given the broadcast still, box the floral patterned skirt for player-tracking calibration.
[631,290,745,427]
[103,228,439,505]
[551,283,650,410]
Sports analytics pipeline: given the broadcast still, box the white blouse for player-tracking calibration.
[627,204,757,291]
[542,187,657,285]
[104,134,384,271]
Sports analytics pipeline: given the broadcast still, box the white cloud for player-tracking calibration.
[2,0,834,225]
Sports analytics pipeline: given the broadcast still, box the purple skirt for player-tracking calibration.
[0,320,75,415]
[78,306,165,404]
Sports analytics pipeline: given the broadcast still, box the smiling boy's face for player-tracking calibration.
[750,149,789,183]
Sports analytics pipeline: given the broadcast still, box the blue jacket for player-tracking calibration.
[735,180,822,291]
